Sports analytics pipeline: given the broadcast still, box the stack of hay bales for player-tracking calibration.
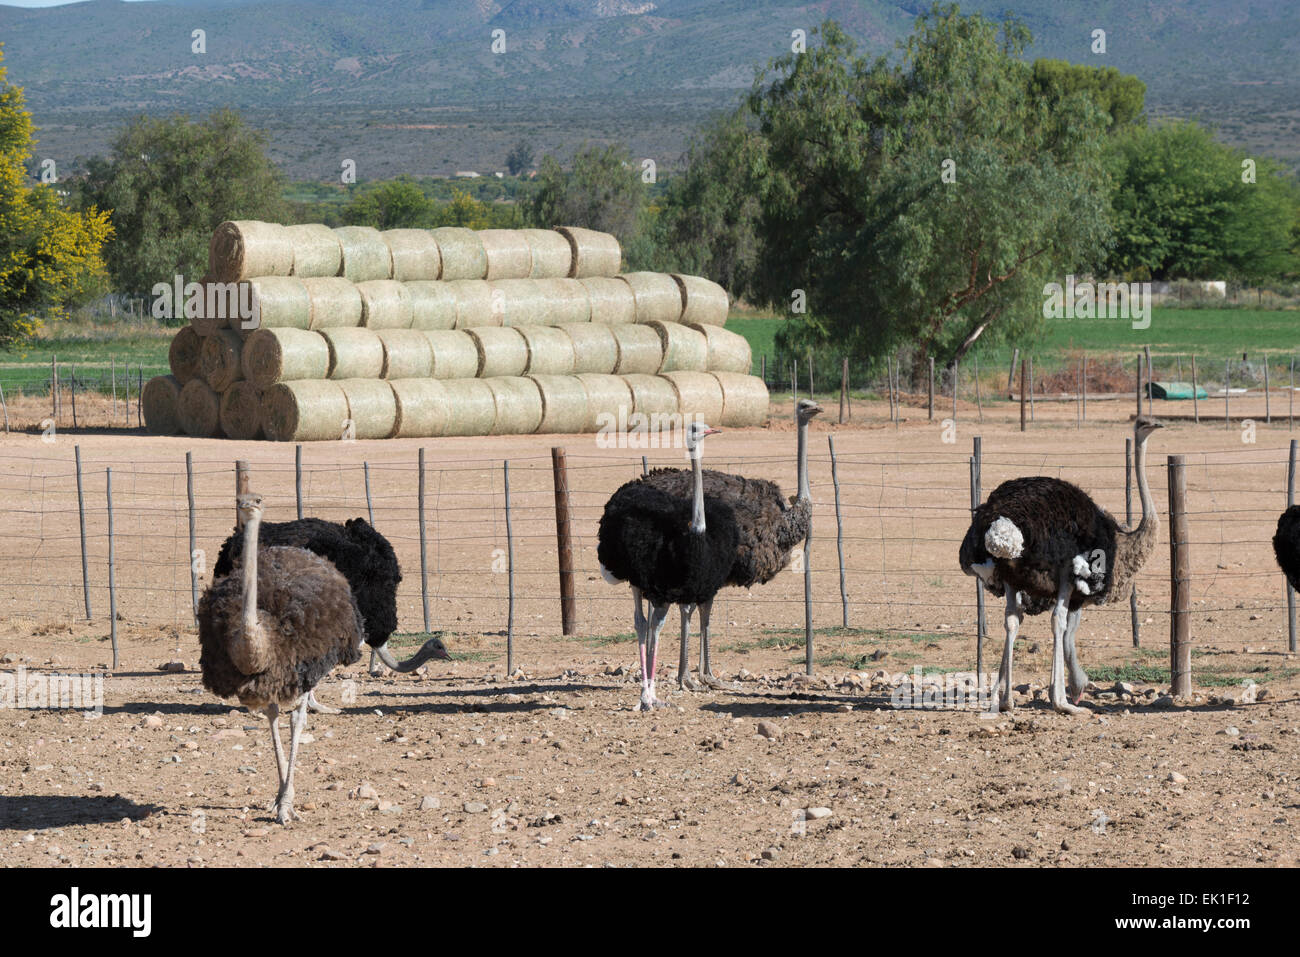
[145,221,766,439]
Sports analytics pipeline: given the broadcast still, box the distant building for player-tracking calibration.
[455,171,480,178]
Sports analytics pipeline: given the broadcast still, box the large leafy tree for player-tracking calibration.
[81,109,285,295]
[342,176,433,229]
[0,46,112,346]
[1030,59,1146,129]
[525,144,645,244]
[745,8,1113,374]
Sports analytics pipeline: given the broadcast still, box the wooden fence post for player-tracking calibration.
[75,446,91,619]
[1028,357,1035,422]
[137,366,142,428]
[1265,359,1271,424]
[951,360,958,423]
[419,448,430,632]
[1144,345,1153,416]
[1127,438,1139,647]
[1019,359,1027,432]
[974,355,983,422]
[504,459,516,675]
[552,446,578,636]
[1007,348,1019,392]
[235,460,249,529]
[106,467,119,670]
[1082,355,1088,424]
[927,356,935,421]
[0,382,8,433]
[1136,352,1143,417]
[70,364,78,430]
[1168,455,1191,696]
[1225,358,1231,429]
[829,435,847,628]
[363,461,375,525]
[295,444,304,519]
[839,358,848,425]
[1191,355,1199,424]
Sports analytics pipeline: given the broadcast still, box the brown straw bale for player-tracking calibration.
[241,328,331,388]
[219,380,265,440]
[143,375,183,435]
[178,378,223,438]
[168,326,203,384]
[208,220,293,282]
[200,328,245,392]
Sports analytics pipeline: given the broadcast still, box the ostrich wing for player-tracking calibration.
[1274,506,1300,593]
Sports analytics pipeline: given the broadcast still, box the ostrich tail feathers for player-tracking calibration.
[985,517,1024,560]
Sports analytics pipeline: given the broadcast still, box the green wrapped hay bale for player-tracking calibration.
[407,281,460,331]
[479,229,533,280]
[357,279,414,330]
[612,324,663,374]
[486,376,544,435]
[622,272,685,324]
[710,372,770,428]
[302,277,363,330]
[200,328,245,392]
[168,325,203,385]
[219,380,265,441]
[672,274,729,326]
[432,227,488,281]
[285,223,343,278]
[439,378,497,436]
[339,379,398,440]
[559,322,618,374]
[488,278,548,327]
[262,380,351,442]
[662,371,725,425]
[143,375,183,435]
[580,276,636,325]
[689,322,751,373]
[522,228,572,279]
[390,378,450,438]
[377,328,434,379]
[449,279,500,329]
[530,374,590,434]
[623,374,679,418]
[209,220,293,282]
[536,278,591,324]
[334,226,393,282]
[240,276,311,338]
[381,228,441,281]
[423,329,481,379]
[468,326,528,378]
[178,378,223,438]
[556,226,621,278]
[647,320,707,372]
[241,328,331,388]
[518,325,576,375]
[576,373,633,433]
[322,327,385,380]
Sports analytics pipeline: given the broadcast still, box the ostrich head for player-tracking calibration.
[684,420,720,457]
[1134,415,1164,444]
[795,399,823,425]
[236,493,264,524]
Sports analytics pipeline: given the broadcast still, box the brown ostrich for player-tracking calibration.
[198,492,363,824]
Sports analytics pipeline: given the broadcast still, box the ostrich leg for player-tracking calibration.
[273,697,309,824]
[678,604,702,692]
[1049,579,1087,715]
[640,602,672,711]
[369,647,384,677]
[263,703,287,815]
[305,690,340,714]
[698,599,737,690]
[1063,608,1089,704]
[988,590,1021,713]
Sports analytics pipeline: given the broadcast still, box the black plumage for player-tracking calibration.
[1273,505,1300,592]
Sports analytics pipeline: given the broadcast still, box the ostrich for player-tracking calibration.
[597,421,738,710]
[636,399,823,690]
[214,516,449,686]
[960,416,1164,715]
[199,493,364,824]
[1272,506,1300,591]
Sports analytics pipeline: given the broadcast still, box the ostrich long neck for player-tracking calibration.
[1132,431,1155,533]
[1110,428,1160,600]
[796,415,810,501]
[231,512,270,674]
[689,444,706,534]
[241,513,261,636]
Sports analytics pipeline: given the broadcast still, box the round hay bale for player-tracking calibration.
[621,272,684,324]
[449,279,500,329]
[406,281,460,331]
[168,326,203,384]
[521,228,572,278]
[178,378,222,438]
[623,374,680,418]
[321,328,385,380]
[575,373,633,433]
[580,276,637,325]
[240,276,311,338]
[689,323,751,373]
[339,379,398,440]
[556,226,621,278]
[242,328,331,388]
[376,329,434,379]
[208,220,293,282]
[219,380,265,440]
[285,223,342,278]
[381,229,441,281]
[439,378,497,436]
[529,374,589,434]
[334,226,393,282]
[390,378,450,438]
[612,324,663,374]
[356,279,414,330]
[672,274,729,326]
[432,227,488,281]
[488,278,548,327]
[536,278,591,324]
[143,375,183,435]
[558,322,618,374]
[709,372,770,428]
[467,326,528,378]
[423,330,481,379]
[517,325,576,375]
[200,328,245,392]
[301,277,363,331]
[486,376,543,435]
[261,380,351,442]
[189,276,234,336]
[647,320,707,372]
[662,371,725,426]
[479,229,533,280]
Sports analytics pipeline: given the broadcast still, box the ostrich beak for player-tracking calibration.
[704,428,722,437]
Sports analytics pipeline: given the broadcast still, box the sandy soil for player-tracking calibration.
[1,394,1297,867]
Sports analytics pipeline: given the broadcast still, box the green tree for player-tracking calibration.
[505,140,535,177]
[342,176,433,229]
[1030,59,1146,129]
[81,109,285,295]
[746,8,1112,374]
[0,46,112,346]
[525,144,645,245]
[431,188,492,229]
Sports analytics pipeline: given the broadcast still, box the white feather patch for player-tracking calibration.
[599,563,622,585]
[1072,554,1091,577]
[984,517,1024,559]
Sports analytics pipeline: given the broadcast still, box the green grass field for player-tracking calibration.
[0,322,173,395]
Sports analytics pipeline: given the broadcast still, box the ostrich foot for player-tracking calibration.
[1050,691,1088,716]
[271,800,301,824]
[701,671,739,691]
[368,648,385,678]
[305,691,340,715]
[638,696,671,711]
[678,673,704,693]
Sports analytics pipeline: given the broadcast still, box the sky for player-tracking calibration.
[0,1,153,6]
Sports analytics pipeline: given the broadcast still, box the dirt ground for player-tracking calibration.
[1,392,1297,867]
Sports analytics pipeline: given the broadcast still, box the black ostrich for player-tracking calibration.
[214,516,449,689]
[199,493,364,824]
[597,421,738,710]
[1273,506,1300,591]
